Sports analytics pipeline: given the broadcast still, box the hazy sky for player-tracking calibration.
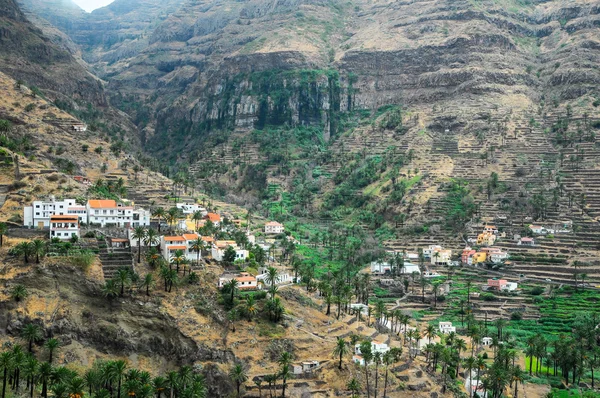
[72,0,114,12]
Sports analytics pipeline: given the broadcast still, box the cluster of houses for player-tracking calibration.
[217,267,292,291]
[352,340,390,366]
[24,197,151,240]
[461,246,508,266]
[486,278,518,292]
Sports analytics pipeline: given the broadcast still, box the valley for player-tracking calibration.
[1,0,600,396]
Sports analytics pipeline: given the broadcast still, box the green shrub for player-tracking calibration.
[511,311,523,321]
[24,103,36,112]
[69,251,96,272]
[530,286,544,296]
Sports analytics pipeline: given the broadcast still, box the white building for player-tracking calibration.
[132,208,151,228]
[160,233,201,262]
[423,245,442,258]
[292,361,320,375]
[87,200,134,227]
[430,247,451,266]
[211,240,248,262]
[49,215,80,240]
[176,203,206,215]
[352,341,390,366]
[490,251,509,264]
[423,271,442,278]
[218,272,257,290]
[465,370,487,398]
[438,322,456,334]
[501,282,518,292]
[256,269,292,286]
[24,198,87,228]
[481,337,493,346]
[264,221,285,234]
[370,261,392,274]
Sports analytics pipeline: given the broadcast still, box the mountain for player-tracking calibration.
[17,0,600,250]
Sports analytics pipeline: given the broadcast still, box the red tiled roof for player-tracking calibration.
[88,200,117,208]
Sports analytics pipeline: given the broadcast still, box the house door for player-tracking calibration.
[37,221,44,229]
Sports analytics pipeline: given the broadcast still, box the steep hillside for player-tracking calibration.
[19,0,600,254]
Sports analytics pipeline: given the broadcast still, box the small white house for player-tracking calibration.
[353,341,390,366]
[218,272,258,290]
[482,337,493,346]
[529,225,544,234]
[256,270,292,286]
[264,221,285,234]
[176,203,206,215]
[211,241,248,262]
[438,322,456,334]
[370,261,392,274]
[49,215,80,240]
[490,251,509,264]
[501,282,518,292]
[423,271,442,278]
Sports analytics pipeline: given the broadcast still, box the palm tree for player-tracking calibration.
[511,365,524,397]
[382,348,401,398]
[44,338,59,364]
[38,362,52,398]
[132,227,147,263]
[463,356,477,398]
[23,355,38,398]
[152,376,167,398]
[144,228,159,249]
[0,222,7,246]
[425,324,437,344]
[0,351,12,398]
[166,371,178,398]
[21,323,42,353]
[278,352,292,398]
[190,238,204,266]
[32,239,45,263]
[229,363,247,398]
[170,249,185,273]
[116,268,132,296]
[347,377,361,398]
[332,337,348,370]
[225,279,239,303]
[140,274,155,296]
[245,294,257,321]
[359,341,373,398]
[10,284,28,302]
[152,208,166,232]
[101,280,119,300]
[264,267,279,298]
[192,211,203,230]
[420,275,430,303]
[146,247,161,268]
[113,360,127,398]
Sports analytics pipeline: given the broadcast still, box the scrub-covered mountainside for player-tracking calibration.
[19,0,600,271]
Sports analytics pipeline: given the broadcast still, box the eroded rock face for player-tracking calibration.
[17,0,600,162]
[1,265,236,379]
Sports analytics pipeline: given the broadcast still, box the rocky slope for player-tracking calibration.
[17,0,600,238]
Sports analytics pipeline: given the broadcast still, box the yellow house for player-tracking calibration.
[477,232,496,246]
[473,252,487,264]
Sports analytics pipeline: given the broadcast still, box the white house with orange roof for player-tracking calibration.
[205,213,221,226]
[24,197,88,228]
[218,272,258,290]
[49,215,80,240]
[87,200,133,227]
[264,221,285,234]
[160,234,202,262]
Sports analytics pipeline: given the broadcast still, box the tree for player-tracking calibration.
[264,267,279,299]
[10,284,28,302]
[347,377,361,398]
[244,294,257,321]
[278,352,292,398]
[152,208,166,232]
[382,348,401,398]
[420,275,430,303]
[170,249,185,273]
[144,228,159,249]
[359,341,373,398]
[116,268,132,296]
[225,279,239,304]
[190,238,204,266]
[101,280,119,300]
[140,274,155,296]
[332,337,348,370]
[32,239,45,263]
[44,338,59,364]
[0,351,12,398]
[512,365,524,398]
[223,246,237,265]
[229,364,247,398]
[23,355,38,398]
[21,323,42,353]
[15,241,34,264]
[38,361,52,398]
[132,227,147,264]
[0,223,7,246]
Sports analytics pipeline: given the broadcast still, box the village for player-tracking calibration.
[12,189,590,397]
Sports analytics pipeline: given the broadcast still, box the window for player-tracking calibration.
[35,205,40,208]
[35,212,40,216]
